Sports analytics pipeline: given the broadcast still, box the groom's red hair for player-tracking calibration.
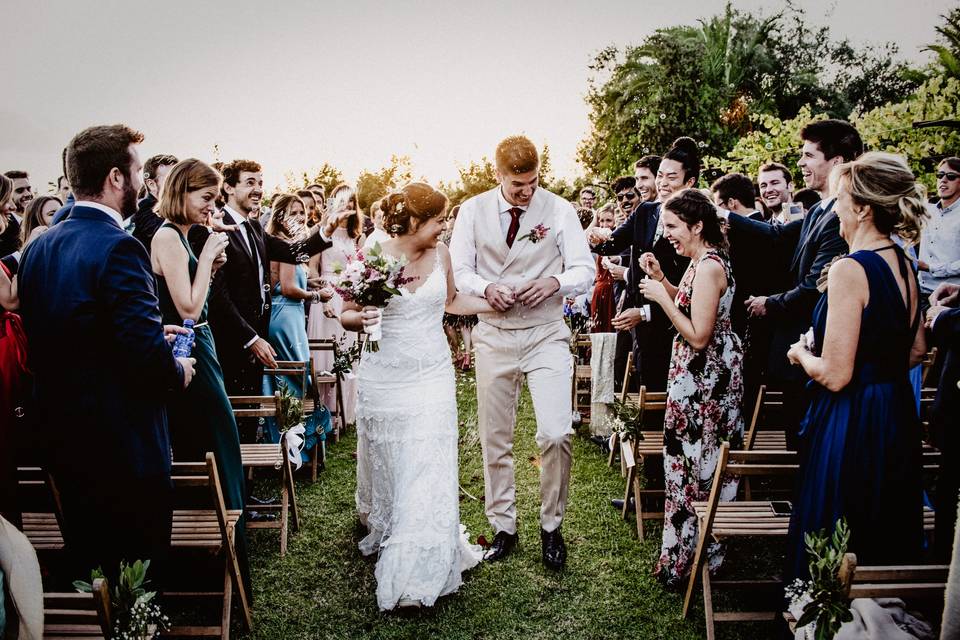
[495,136,539,175]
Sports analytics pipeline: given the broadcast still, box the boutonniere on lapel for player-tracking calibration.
[517,224,550,244]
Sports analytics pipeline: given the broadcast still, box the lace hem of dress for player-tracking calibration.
[361,524,483,610]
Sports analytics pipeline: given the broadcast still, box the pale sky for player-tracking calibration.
[2,0,954,193]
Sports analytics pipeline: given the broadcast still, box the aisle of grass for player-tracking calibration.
[241,371,753,639]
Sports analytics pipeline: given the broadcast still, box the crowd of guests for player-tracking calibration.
[0,118,958,622]
[0,126,367,586]
[571,123,959,590]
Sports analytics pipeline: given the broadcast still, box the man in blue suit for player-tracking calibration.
[719,120,862,443]
[18,124,195,583]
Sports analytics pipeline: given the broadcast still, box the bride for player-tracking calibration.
[340,183,490,611]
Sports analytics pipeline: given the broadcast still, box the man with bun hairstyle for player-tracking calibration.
[589,137,696,392]
[449,135,595,569]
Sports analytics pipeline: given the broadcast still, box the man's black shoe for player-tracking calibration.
[483,531,518,562]
[610,497,636,512]
[541,527,567,570]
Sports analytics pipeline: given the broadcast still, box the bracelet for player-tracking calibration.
[657,274,665,282]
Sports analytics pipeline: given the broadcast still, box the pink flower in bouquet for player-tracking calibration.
[517,224,550,244]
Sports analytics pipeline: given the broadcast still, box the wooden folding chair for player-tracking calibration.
[43,577,112,639]
[743,385,787,452]
[784,553,949,632]
[264,359,326,479]
[616,386,668,540]
[229,393,300,556]
[682,443,799,640]
[17,465,64,552]
[573,362,592,422]
[165,453,251,639]
[308,338,347,446]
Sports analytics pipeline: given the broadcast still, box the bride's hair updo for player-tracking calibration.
[829,151,928,244]
[381,182,449,237]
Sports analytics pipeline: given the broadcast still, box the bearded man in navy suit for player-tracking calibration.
[18,124,195,583]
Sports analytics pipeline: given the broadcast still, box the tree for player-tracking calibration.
[355,155,414,213]
[284,162,344,196]
[703,76,960,191]
[927,7,960,80]
[438,157,498,207]
[577,2,923,182]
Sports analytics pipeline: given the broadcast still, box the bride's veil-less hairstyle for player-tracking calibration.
[380,183,449,237]
[326,183,363,239]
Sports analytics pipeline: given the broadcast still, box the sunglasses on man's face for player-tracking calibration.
[936,171,960,181]
[616,192,637,201]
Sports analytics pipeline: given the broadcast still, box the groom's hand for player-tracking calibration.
[484,283,515,312]
[516,277,560,308]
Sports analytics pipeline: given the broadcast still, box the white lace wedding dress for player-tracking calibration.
[354,253,483,611]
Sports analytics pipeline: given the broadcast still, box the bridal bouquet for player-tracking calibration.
[332,242,413,352]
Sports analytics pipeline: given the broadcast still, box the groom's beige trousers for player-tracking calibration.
[473,319,573,535]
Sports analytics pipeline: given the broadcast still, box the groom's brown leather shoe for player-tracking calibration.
[484,531,518,562]
[541,527,567,570]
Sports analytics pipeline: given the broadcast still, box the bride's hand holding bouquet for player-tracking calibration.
[332,242,413,352]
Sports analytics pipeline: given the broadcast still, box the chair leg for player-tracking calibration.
[220,561,233,640]
[280,478,289,557]
[311,450,318,483]
[702,562,715,640]
[622,466,636,521]
[682,515,711,619]
[608,432,619,468]
[286,459,300,533]
[634,471,645,540]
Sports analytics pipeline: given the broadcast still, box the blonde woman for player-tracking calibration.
[785,152,928,580]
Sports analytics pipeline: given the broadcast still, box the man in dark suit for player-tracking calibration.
[927,283,960,561]
[131,153,178,252]
[721,120,863,439]
[190,160,343,436]
[17,124,195,583]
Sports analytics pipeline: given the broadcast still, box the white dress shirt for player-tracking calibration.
[920,198,960,293]
[223,205,266,349]
[450,187,595,298]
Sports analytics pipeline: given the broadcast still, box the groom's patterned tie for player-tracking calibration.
[505,207,524,248]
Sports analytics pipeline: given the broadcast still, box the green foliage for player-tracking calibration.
[703,106,826,180]
[578,2,924,181]
[355,155,415,213]
[796,519,854,640]
[608,397,646,443]
[707,76,960,190]
[927,7,960,80]
[438,157,499,206]
[276,382,304,433]
[74,559,166,639]
[284,162,345,196]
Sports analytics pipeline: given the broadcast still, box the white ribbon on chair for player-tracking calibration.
[283,423,306,470]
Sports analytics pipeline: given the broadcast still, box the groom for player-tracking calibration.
[450,136,594,569]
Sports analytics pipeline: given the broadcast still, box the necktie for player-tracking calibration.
[505,207,524,248]
[241,220,257,260]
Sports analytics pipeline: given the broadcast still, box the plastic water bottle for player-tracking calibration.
[172,319,196,358]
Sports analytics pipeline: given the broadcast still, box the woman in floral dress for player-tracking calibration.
[637,188,744,587]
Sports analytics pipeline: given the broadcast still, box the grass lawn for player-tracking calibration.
[241,370,778,639]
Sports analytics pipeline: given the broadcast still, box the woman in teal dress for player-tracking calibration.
[263,194,331,462]
[150,159,249,588]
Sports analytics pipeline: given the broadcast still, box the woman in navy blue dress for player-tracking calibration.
[785,152,929,580]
